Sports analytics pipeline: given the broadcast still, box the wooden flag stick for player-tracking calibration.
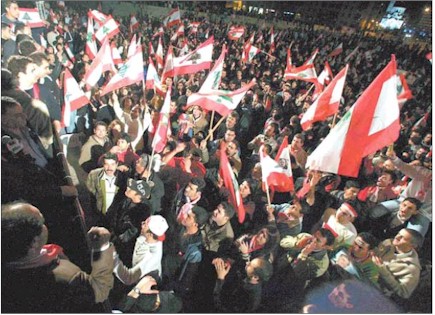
[208,110,216,140]
[331,113,338,129]
[205,115,226,142]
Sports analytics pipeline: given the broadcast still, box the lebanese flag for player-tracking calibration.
[111,42,123,65]
[84,38,117,88]
[199,44,226,93]
[95,16,120,43]
[242,42,259,63]
[163,8,181,27]
[425,52,432,64]
[88,9,108,25]
[127,34,138,59]
[18,8,45,28]
[176,24,184,36]
[85,16,98,60]
[256,31,264,44]
[328,43,343,58]
[413,113,430,130]
[260,145,294,193]
[284,63,318,83]
[397,73,413,105]
[161,45,174,82]
[301,65,348,131]
[172,36,214,76]
[148,41,155,56]
[130,14,139,32]
[152,86,172,153]
[186,79,256,117]
[228,26,245,40]
[188,22,200,34]
[248,32,255,44]
[156,36,164,70]
[62,69,90,127]
[219,146,246,223]
[179,38,189,56]
[64,44,76,62]
[313,61,334,100]
[153,26,164,38]
[307,56,400,177]
[101,43,144,95]
[272,136,294,192]
[286,47,293,70]
[269,27,275,53]
[146,57,165,96]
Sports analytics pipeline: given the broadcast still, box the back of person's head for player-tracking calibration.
[1,68,15,90]
[190,177,206,193]
[220,201,235,219]
[404,228,424,249]
[17,39,38,56]
[1,95,21,115]
[357,232,378,250]
[319,227,336,246]
[191,206,209,227]
[2,202,44,263]
[29,51,49,66]
[6,55,33,78]
[251,257,273,282]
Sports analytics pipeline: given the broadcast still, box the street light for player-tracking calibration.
[424,7,430,13]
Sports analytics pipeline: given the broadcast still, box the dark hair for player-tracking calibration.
[1,96,20,115]
[403,197,422,211]
[6,55,34,78]
[267,122,279,135]
[118,132,132,143]
[29,51,49,66]
[102,152,118,163]
[344,180,361,189]
[220,201,235,219]
[251,257,273,282]
[403,228,424,249]
[191,206,209,227]
[17,39,38,56]
[94,121,108,129]
[357,232,379,250]
[293,133,305,142]
[318,228,336,246]
[381,169,397,184]
[190,177,206,193]
[2,202,44,262]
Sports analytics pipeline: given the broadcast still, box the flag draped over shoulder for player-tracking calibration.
[152,86,172,153]
[219,147,245,223]
[186,79,256,117]
[172,36,214,76]
[307,55,400,177]
[18,8,45,28]
[301,65,348,130]
[101,40,144,95]
[62,69,90,127]
[260,144,294,193]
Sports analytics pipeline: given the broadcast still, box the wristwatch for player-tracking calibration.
[133,287,141,295]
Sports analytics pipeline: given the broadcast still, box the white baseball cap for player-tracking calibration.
[148,215,169,241]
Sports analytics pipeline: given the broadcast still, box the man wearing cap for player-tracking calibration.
[322,202,358,249]
[86,153,128,225]
[113,215,169,285]
[107,178,152,266]
[133,153,164,215]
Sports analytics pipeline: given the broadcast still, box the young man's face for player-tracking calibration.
[34,60,51,80]
[6,2,20,20]
[19,62,38,87]
[103,158,118,177]
[212,204,228,225]
[184,182,199,200]
[343,187,359,201]
[125,187,142,203]
[398,200,418,221]
[350,236,371,259]
[117,138,129,152]
[93,125,107,140]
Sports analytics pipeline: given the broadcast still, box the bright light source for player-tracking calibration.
[424,7,430,12]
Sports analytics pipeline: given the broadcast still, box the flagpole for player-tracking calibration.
[297,83,315,103]
[264,179,272,206]
[147,147,156,183]
[208,110,216,141]
[331,113,338,129]
[205,115,226,142]
[259,49,276,60]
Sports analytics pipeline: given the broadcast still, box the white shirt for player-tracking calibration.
[102,173,116,213]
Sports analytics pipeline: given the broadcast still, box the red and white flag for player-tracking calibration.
[248,32,255,44]
[186,79,256,117]
[269,27,275,53]
[126,34,138,59]
[199,44,226,92]
[397,73,413,105]
[188,22,201,34]
[161,45,175,82]
[286,47,293,70]
[64,44,76,62]
[303,48,319,66]
[425,52,432,64]
[95,16,120,43]
[260,144,294,193]
[219,146,245,223]
[307,56,400,177]
[163,8,181,27]
[312,61,334,99]
[301,65,348,130]
[256,31,264,44]
[39,34,47,49]
[156,36,164,70]
[88,9,108,25]
[179,38,189,56]
[284,64,318,83]
[111,42,123,65]
[101,43,144,95]
[85,16,98,60]
[130,14,139,32]
[328,42,343,58]
[152,86,172,153]
[153,26,164,38]
[146,57,165,96]
[228,26,245,40]
[18,8,45,28]
[272,136,294,192]
[84,38,117,88]
[62,68,90,127]
[344,45,359,63]
[242,42,259,63]
[173,36,214,76]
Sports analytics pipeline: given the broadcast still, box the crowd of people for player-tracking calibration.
[1,0,432,313]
